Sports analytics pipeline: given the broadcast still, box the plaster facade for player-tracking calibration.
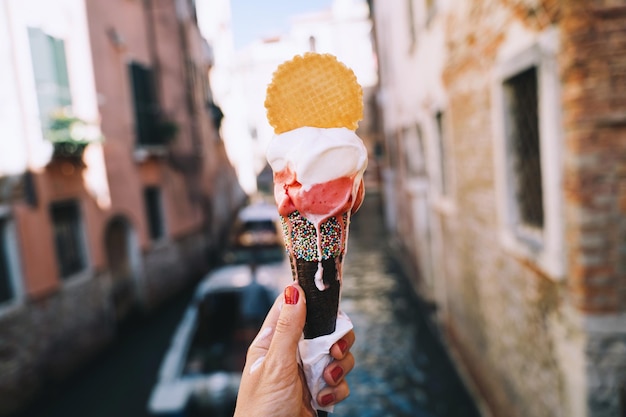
[370,0,626,416]
[0,0,243,414]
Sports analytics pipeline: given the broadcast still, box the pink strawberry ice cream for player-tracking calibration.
[266,126,367,224]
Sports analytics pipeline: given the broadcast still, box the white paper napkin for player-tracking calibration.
[298,310,353,413]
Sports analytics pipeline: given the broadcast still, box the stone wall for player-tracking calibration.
[586,316,626,416]
[436,1,626,416]
[0,276,114,416]
[0,229,212,416]
[560,2,626,415]
[560,1,626,314]
[439,1,575,416]
[142,231,209,310]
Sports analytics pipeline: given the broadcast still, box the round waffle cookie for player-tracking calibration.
[265,52,363,134]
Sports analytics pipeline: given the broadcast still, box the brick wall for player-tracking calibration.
[560,2,626,415]
[561,1,626,314]
[435,1,626,416]
[372,0,626,414]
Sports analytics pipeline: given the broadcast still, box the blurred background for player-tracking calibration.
[0,0,625,417]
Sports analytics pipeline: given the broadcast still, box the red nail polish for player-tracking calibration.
[320,393,335,407]
[336,339,348,354]
[284,285,299,305]
[330,366,344,382]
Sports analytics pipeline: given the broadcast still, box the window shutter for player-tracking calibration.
[129,62,160,146]
[0,220,14,303]
[28,27,72,132]
[51,37,72,107]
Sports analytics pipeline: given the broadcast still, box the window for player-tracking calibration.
[144,187,165,240]
[249,127,258,140]
[435,111,449,195]
[493,28,563,279]
[503,67,544,231]
[50,201,87,279]
[618,231,626,276]
[0,218,14,304]
[28,27,72,133]
[129,62,162,147]
[407,0,417,50]
[0,216,22,308]
[403,124,426,178]
[425,0,437,24]
[308,36,317,52]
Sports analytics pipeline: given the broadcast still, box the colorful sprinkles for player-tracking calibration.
[281,211,348,261]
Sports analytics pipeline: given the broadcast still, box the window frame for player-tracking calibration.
[434,110,449,197]
[502,66,544,236]
[128,61,163,148]
[492,28,564,280]
[0,210,24,312]
[27,26,73,136]
[50,200,89,280]
[428,107,456,215]
[424,0,437,27]
[406,0,417,51]
[143,186,167,242]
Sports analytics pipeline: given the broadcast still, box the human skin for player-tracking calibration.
[234,284,355,417]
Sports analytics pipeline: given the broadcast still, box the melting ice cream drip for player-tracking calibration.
[312,188,358,292]
[314,221,325,291]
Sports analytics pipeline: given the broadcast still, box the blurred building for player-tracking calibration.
[0,0,244,414]
[197,0,379,195]
[370,0,626,416]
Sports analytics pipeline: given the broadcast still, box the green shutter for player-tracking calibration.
[129,62,161,146]
[28,27,72,133]
[51,37,72,107]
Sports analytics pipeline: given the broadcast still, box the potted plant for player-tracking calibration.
[47,109,102,160]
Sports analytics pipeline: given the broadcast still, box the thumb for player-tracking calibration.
[267,284,306,358]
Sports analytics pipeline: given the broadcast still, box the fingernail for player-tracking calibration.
[336,339,348,354]
[320,393,335,407]
[284,285,299,305]
[330,366,344,382]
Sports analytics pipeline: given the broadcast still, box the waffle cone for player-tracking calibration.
[265,53,363,134]
[281,211,349,339]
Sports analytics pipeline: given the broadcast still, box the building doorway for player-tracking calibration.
[105,216,143,321]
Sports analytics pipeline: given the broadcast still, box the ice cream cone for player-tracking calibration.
[265,52,365,342]
[281,211,349,338]
[265,52,367,412]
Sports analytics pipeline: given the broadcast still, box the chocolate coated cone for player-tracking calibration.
[294,257,341,339]
[281,211,348,340]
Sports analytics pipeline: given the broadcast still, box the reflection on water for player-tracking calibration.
[335,191,481,417]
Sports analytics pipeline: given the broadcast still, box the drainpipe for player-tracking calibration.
[175,0,203,157]
[143,0,162,108]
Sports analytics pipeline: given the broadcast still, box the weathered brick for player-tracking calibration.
[374,0,626,415]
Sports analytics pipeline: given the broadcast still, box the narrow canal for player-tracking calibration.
[16,189,482,417]
[335,190,482,417]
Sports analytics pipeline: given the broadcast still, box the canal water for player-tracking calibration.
[335,190,482,417]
